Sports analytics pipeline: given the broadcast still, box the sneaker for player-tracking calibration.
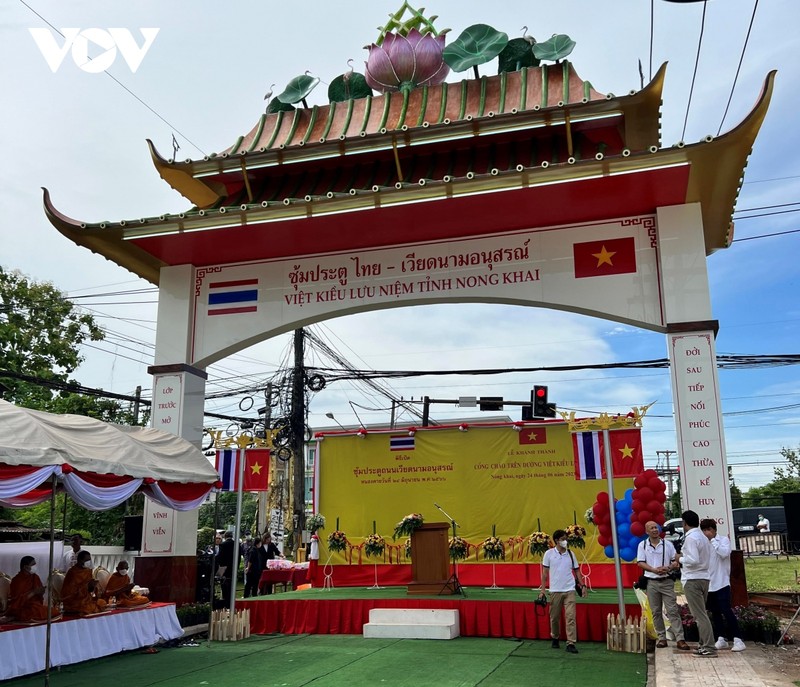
[551,639,560,649]
[566,643,578,654]
[693,647,718,657]
[732,638,746,652]
[715,637,729,650]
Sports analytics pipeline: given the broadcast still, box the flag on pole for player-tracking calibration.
[572,427,643,479]
[215,448,270,491]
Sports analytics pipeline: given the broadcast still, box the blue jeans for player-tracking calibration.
[706,585,741,640]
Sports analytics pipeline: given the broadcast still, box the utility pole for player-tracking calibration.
[132,385,141,424]
[290,328,306,558]
[656,450,678,516]
[259,382,273,537]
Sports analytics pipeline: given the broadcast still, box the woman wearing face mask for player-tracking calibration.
[61,550,107,615]
[8,556,59,622]
[539,529,583,654]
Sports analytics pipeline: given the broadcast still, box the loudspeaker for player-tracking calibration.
[783,493,800,548]
[123,515,144,551]
[195,554,213,602]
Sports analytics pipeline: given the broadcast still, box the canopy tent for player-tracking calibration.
[0,400,220,511]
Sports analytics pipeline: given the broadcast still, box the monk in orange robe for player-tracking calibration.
[8,556,58,622]
[61,551,107,615]
[104,561,149,607]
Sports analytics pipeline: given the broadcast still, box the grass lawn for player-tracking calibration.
[742,554,800,592]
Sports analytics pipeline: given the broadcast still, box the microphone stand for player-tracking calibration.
[434,503,466,597]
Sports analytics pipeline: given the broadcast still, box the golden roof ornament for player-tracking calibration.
[559,402,655,432]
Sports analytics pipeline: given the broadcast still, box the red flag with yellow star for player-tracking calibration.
[518,427,547,444]
[608,428,643,477]
[573,237,637,278]
[243,448,270,491]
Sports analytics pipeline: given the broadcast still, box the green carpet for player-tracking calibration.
[9,634,646,687]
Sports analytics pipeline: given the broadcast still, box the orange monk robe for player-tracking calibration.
[8,571,56,621]
[61,566,107,614]
[104,572,149,607]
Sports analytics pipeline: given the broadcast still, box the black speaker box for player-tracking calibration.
[123,515,144,551]
[782,493,800,547]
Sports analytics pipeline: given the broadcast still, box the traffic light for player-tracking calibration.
[532,385,557,418]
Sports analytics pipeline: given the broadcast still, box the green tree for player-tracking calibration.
[0,267,104,408]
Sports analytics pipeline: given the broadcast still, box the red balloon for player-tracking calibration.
[596,492,610,504]
[653,490,667,504]
[652,479,667,492]
[643,469,659,480]
[637,487,654,503]
[647,500,663,515]
[638,511,652,524]
[648,477,663,491]
[633,474,648,489]
[630,521,646,537]
[594,501,608,516]
[631,499,645,513]
[655,513,666,525]
[598,524,611,537]
[598,535,609,547]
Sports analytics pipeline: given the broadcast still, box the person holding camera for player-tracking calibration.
[539,529,584,654]
[636,520,690,650]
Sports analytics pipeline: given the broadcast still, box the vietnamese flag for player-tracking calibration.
[608,428,643,478]
[243,448,270,492]
[518,427,547,445]
[573,237,637,279]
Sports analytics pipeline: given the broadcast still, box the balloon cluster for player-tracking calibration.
[591,470,668,562]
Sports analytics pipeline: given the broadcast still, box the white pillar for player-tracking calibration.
[658,204,733,537]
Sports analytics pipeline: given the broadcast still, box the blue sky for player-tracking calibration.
[1,1,798,490]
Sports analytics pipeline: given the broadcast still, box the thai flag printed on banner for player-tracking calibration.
[207,278,259,317]
[215,448,240,491]
[389,435,415,451]
[573,431,603,480]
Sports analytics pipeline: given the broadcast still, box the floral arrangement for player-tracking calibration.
[734,605,780,634]
[529,531,550,556]
[449,536,469,560]
[393,512,424,540]
[585,507,595,525]
[481,536,505,561]
[565,524,587,549]
[327,530,348,552]
[364,533,386,558]
[404,537,412,559]
[307,513,325,532]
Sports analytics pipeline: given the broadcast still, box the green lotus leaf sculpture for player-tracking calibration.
[532,34,576,62]
[443,24,509,76]
[497,36,540,73]
[276,73,320,107]
[267,98,295,113]
[328,71,373,102]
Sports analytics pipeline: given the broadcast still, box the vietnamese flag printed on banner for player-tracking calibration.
[608,428,643,478]
[518,427,547,445]
[573,237,637,279]
[243,448,270,492]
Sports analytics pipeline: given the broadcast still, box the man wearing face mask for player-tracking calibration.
[8,556,58,622]
[61,550,107,614]
[104,561,150,607]
[539,529,584,654]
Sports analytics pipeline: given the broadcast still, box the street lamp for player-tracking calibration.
[325,412,347,431]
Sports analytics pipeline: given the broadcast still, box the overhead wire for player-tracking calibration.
[681,0,708,142]
[717,0,760,136]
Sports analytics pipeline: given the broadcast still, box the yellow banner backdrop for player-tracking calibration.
[317,423,635,563]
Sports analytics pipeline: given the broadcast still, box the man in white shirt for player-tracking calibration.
[700,519,746,652]
[539,529,584,654]
[60,534,83,573]
[636,521,689,650]
[756,514,770,532]
[676,510,716,657]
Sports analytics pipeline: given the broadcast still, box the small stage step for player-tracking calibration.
[363,608,460,640]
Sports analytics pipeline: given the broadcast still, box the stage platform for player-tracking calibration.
[238,587,640,641]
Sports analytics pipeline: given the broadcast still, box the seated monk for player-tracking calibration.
[61,551,107,615]
[104,561,149,607]
[8,556,58,622]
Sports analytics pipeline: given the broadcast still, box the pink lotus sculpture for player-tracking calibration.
[364,28,449,94]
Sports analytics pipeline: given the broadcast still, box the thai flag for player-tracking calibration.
[389,435,415,451]
[573,431,603,480]
[215,448,240,491]
[207,279,258,316]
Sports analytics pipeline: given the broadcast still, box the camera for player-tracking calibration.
[534,593,548,607]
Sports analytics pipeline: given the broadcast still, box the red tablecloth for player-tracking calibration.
[258,568,307,593]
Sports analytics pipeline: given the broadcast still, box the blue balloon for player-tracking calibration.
[624,488,634,500]
[604,545,615,558]
[617,523,631,539]
[615,511,629,524]
[620,547,635,561]
[617,501,631,514]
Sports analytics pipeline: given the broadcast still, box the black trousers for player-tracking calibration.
[706,585,741,639]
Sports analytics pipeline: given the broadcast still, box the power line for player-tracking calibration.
[717,0,760,136]
[681,0,708,142]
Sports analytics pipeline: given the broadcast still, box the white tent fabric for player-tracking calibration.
[0,400,219,510]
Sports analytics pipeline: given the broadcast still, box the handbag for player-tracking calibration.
[634,573,648,590]
[569,550,585,596]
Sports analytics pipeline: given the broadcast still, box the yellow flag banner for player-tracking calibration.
[317,423,635,564]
